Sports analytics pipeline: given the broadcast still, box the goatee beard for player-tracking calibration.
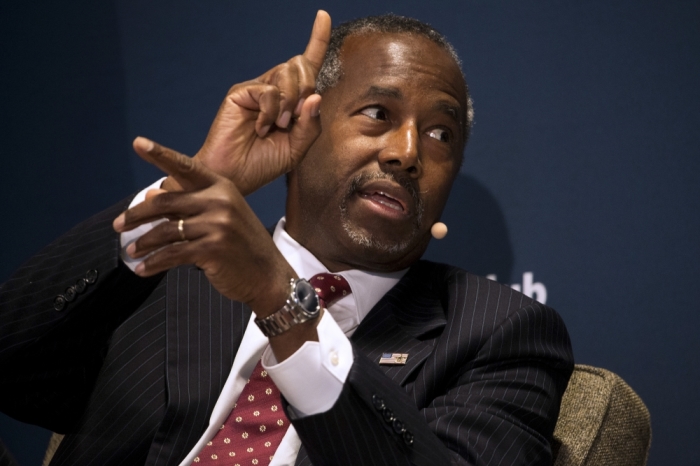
[338,171,424,254]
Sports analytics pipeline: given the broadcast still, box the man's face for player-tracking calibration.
[286,32,467,272]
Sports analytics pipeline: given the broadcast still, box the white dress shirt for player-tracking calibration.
[120,180,407,465]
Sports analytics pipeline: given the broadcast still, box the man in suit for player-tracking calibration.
[0,11,573,466]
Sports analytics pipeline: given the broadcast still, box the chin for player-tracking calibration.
[341,219,423,258]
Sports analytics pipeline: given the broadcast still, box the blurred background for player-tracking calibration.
[1,0,698,464]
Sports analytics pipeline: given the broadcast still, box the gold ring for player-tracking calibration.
[177,219,186,241]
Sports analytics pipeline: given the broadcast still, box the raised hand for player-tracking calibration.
[164,10,332,196]
[114,137,296,316]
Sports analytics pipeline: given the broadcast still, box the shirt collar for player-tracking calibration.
[272,218,408,336]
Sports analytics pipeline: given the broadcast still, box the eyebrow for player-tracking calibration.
[361,85,403,100]
[361,85,464,128]
[434,101,463,127]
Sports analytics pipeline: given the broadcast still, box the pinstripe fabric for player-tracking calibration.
[0,198,162,433]
[0,199,250,465]
[1,198,572,465]
[292,262,573,466]
[147,266,250,465]
[50,279,168,465]
[42,263,250,466]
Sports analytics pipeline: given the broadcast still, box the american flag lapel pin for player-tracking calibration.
[379,353,409,365]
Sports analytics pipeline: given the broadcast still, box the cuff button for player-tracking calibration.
[75,278,87,293]
[85,269,98,284]
[64,286,77,302]
[382,408,395,423]
[372,394,385,411]
[403,430,414,446]
[392,419,405,434]
[54,296,66,312]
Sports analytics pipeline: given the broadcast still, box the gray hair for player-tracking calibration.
[316,14,474,143]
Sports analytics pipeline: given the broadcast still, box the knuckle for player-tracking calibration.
[227,79,253,94]
[180,156,196,174]
[266,84,281,98]
[288,55,304,67]
[259,85,280,105]
[213,210,236,233]
[277,62,291,74]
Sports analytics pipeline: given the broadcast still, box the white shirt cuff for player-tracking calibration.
[120,177,168,271]
[261,310,354,417]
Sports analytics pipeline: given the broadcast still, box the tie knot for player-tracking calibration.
[309,273,352,308]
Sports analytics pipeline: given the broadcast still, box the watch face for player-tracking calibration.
[295,279,320,313]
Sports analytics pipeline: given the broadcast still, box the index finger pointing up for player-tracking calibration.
[302,10,331,75]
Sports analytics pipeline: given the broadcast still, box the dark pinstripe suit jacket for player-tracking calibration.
[0,197,573,466]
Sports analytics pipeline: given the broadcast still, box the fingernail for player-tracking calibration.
[278,111,292,128]
[113,214,125,232]
[311,99,321,117]
[295,98,306,115]
[126,243,136,257]
[135,262,145,275]
[259,125,271,137]
[134,136,154,152]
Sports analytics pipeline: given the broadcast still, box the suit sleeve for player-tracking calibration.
[0,196,163,432]
[288,286,573,465]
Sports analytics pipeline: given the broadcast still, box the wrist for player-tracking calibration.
[249,264,298,319]
[249,279,294,319]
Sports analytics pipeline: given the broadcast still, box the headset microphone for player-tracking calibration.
[431,222,448,239]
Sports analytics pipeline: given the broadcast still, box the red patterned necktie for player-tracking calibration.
[309,273,351,309]
[193,274,351,465]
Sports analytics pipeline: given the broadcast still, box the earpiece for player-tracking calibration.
[431,222,448,239]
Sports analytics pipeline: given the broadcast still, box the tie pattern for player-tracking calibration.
[193,273,351,465]
[193,361,287,465]
[309,273,351,309]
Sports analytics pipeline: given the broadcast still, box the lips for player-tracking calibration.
[356,180,412,216]
[359,191,404,211]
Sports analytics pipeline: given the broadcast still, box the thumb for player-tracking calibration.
[288,94,322,163]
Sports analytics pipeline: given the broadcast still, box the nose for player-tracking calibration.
[378,122,422,178]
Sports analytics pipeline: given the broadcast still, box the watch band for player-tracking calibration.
[255,278,321,337]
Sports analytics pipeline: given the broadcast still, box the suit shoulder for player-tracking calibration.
[410,259,567,326]
[414,259,534,301]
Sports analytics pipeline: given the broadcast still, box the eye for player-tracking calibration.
[427,128,451,143]
[360,106,388,121]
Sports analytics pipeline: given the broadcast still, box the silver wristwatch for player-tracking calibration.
[254,278,321,337]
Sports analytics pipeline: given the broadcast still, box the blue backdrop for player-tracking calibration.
[2,1,698,464]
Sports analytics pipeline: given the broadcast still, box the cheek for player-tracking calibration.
[421,167,458,218]
[314,131,375,178]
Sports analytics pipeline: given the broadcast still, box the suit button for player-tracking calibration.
[372,394,385,411]
[382,408,394,423]
[403,430,414,446]
[85,269,98,284]
[74,278,87,293]
[64,286,77,302]
[54,296,66,311]
[392,419,405,434]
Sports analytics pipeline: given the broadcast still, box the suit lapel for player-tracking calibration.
[147,265,251,465]
[352,261,447,387]
[295,262,449,466]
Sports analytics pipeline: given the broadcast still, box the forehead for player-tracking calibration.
[334,32,467,114]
